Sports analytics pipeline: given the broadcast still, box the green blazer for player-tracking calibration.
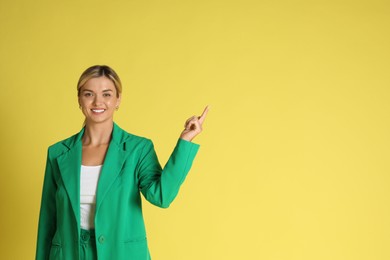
[36,123,199,260]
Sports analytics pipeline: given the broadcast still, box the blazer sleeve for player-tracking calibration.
[36,149,57,260]
[137,138,200,208]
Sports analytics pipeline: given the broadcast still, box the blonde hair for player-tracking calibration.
[77,65,122,97]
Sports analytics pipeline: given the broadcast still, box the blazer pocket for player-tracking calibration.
[49,242,62,260]
[123,237,149,259]
[124,236,147,244]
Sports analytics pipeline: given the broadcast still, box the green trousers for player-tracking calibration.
[80,229,97,260]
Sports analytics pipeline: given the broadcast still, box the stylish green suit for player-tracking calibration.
[36,123,199,260]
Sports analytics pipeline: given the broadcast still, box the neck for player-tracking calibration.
[82,121,114,146]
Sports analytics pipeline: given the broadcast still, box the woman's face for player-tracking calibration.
[78,76,121,125]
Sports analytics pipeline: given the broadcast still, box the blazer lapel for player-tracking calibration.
[56,130,84,229]
[95,123,127,215]
[54,124,127,226]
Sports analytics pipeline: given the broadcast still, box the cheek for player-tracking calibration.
[109,98,120,107]
[79,97,92,106]
[79,99,91,113]
[79,97,86,106]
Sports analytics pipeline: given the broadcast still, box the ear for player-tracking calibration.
[116,94,122,107]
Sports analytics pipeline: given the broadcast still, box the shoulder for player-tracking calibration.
[47,131,81,159]
[122,131,151,144]
[112,123,153,151]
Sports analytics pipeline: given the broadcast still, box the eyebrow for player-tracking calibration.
[81,89,114,93]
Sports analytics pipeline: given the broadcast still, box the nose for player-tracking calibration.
[93,95,103,106]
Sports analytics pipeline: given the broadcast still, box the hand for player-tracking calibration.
[180,106,210,142]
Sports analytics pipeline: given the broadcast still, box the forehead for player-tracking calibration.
[82,76,116,91]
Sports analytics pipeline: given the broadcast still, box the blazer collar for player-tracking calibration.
[56,122,127,227]
[96,123,127,214]
[60,122,126,150]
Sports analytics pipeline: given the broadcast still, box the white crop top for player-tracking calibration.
[80,165,101,230]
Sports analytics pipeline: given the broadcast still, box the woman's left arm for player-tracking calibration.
[138,106,209,208]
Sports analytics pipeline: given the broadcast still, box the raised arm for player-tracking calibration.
[139,106,209,208]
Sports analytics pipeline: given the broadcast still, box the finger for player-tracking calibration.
[186,119,202,132]
[184,117,198,129]
[184,116,196,128]
[186,115,201,127]
[198,105,210,124]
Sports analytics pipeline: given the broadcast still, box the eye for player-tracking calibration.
[103,93,111,97]
[84,92,93,97]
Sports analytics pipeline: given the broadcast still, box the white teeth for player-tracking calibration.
[92,109,105,113]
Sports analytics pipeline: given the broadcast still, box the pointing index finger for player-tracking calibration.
[198,105,210,124]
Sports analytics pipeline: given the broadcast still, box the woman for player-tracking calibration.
[36,65,208,260]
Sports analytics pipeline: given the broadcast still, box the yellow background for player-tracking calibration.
[0,0,389,259]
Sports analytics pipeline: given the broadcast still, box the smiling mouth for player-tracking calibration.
[91,109,105,113]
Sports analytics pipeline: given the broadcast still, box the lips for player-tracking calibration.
[91,109,105,113]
